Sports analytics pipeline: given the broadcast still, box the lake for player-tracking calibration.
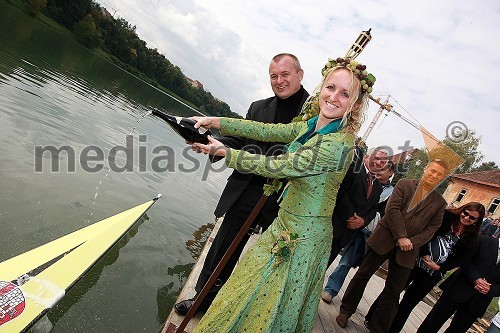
[0,2,230,332]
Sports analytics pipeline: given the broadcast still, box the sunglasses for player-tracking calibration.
[461,210,479,221]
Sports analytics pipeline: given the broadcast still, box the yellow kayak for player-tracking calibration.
[0,195,161,333]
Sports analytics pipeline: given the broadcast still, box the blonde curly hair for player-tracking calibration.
[299,66,369,133]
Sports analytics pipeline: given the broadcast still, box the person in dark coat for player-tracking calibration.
[327,146,388,266]
[417,235,500,333]
[174,53,309,315]
[322,160,394,303]
[365,201,485,332]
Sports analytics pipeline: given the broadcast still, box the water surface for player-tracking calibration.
[0,3,229,332]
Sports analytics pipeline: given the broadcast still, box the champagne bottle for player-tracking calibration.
[151,109,211,144]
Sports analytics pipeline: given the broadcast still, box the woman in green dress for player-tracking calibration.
[191,57,375,332]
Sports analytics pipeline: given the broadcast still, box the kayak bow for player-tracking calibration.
[0,194,161,333]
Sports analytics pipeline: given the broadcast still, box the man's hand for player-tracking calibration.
[192,136,228,157]
[474,278,491,294]
[397,237,413,251]
[186,140,203,153]
[347,213,364,229]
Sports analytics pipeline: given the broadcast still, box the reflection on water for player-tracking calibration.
[41,215,149,331]
[155,222,216,327]
[156,262,195,324]
[186,222,216,260]
[0,2,230,332]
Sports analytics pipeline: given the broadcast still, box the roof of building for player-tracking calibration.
[451,170,500,188]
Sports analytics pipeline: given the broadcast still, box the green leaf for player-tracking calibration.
[263,180,283,196]
[366,73,376,85]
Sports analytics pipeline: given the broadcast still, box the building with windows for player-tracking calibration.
[442,170,500,218]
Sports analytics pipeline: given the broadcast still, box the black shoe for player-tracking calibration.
[174,298,194,316]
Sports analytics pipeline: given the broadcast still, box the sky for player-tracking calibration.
[98,0,500,166]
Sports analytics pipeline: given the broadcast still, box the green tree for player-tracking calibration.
[405,129,484,178]
[403,149,429,180]
[442,129,483,174]
[44,0,92,28]
[36,0,242,119]
[73,14,100,48]
[401,129,488,193]
[470,161,499,172]
[26,0,47,16]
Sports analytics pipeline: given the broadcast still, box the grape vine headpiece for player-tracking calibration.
[323,57,376,94]
[295,56,376,122]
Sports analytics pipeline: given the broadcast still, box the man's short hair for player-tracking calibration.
[271,53,302,72]
[428,158,449,171]
[366,147,389,157]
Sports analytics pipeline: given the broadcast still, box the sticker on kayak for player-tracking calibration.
[0,281,26,326]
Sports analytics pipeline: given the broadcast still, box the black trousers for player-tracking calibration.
[194,182,279,305]
[340,246,412,333]
[417,293,480,333]
[366,266,441,333]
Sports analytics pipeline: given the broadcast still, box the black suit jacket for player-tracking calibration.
[440,236,500,317]
[332,147,383,248]
[213,89,309,217]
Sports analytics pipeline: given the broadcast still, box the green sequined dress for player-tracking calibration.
[193,117,353,333]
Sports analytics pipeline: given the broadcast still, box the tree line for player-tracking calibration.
[14,0,499,182]
[21,0,241,118]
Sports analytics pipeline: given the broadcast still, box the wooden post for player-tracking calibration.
[166,194,269,333]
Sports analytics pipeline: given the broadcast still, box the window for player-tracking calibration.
[455,188,467,203]
[488,198,500,214]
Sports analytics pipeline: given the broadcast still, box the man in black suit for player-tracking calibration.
[327,146,388,267]
[418,235,500,333]
[174,53,309,315]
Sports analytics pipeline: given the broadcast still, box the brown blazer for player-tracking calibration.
[366,178,447,269]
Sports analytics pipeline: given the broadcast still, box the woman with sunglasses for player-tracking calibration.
[417,228,500,332]
[365,201,485,332]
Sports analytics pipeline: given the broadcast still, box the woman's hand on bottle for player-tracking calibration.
[191,116,221,130]
[192,136,228,157]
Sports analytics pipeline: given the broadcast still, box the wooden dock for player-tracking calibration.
[162,218,455,333]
